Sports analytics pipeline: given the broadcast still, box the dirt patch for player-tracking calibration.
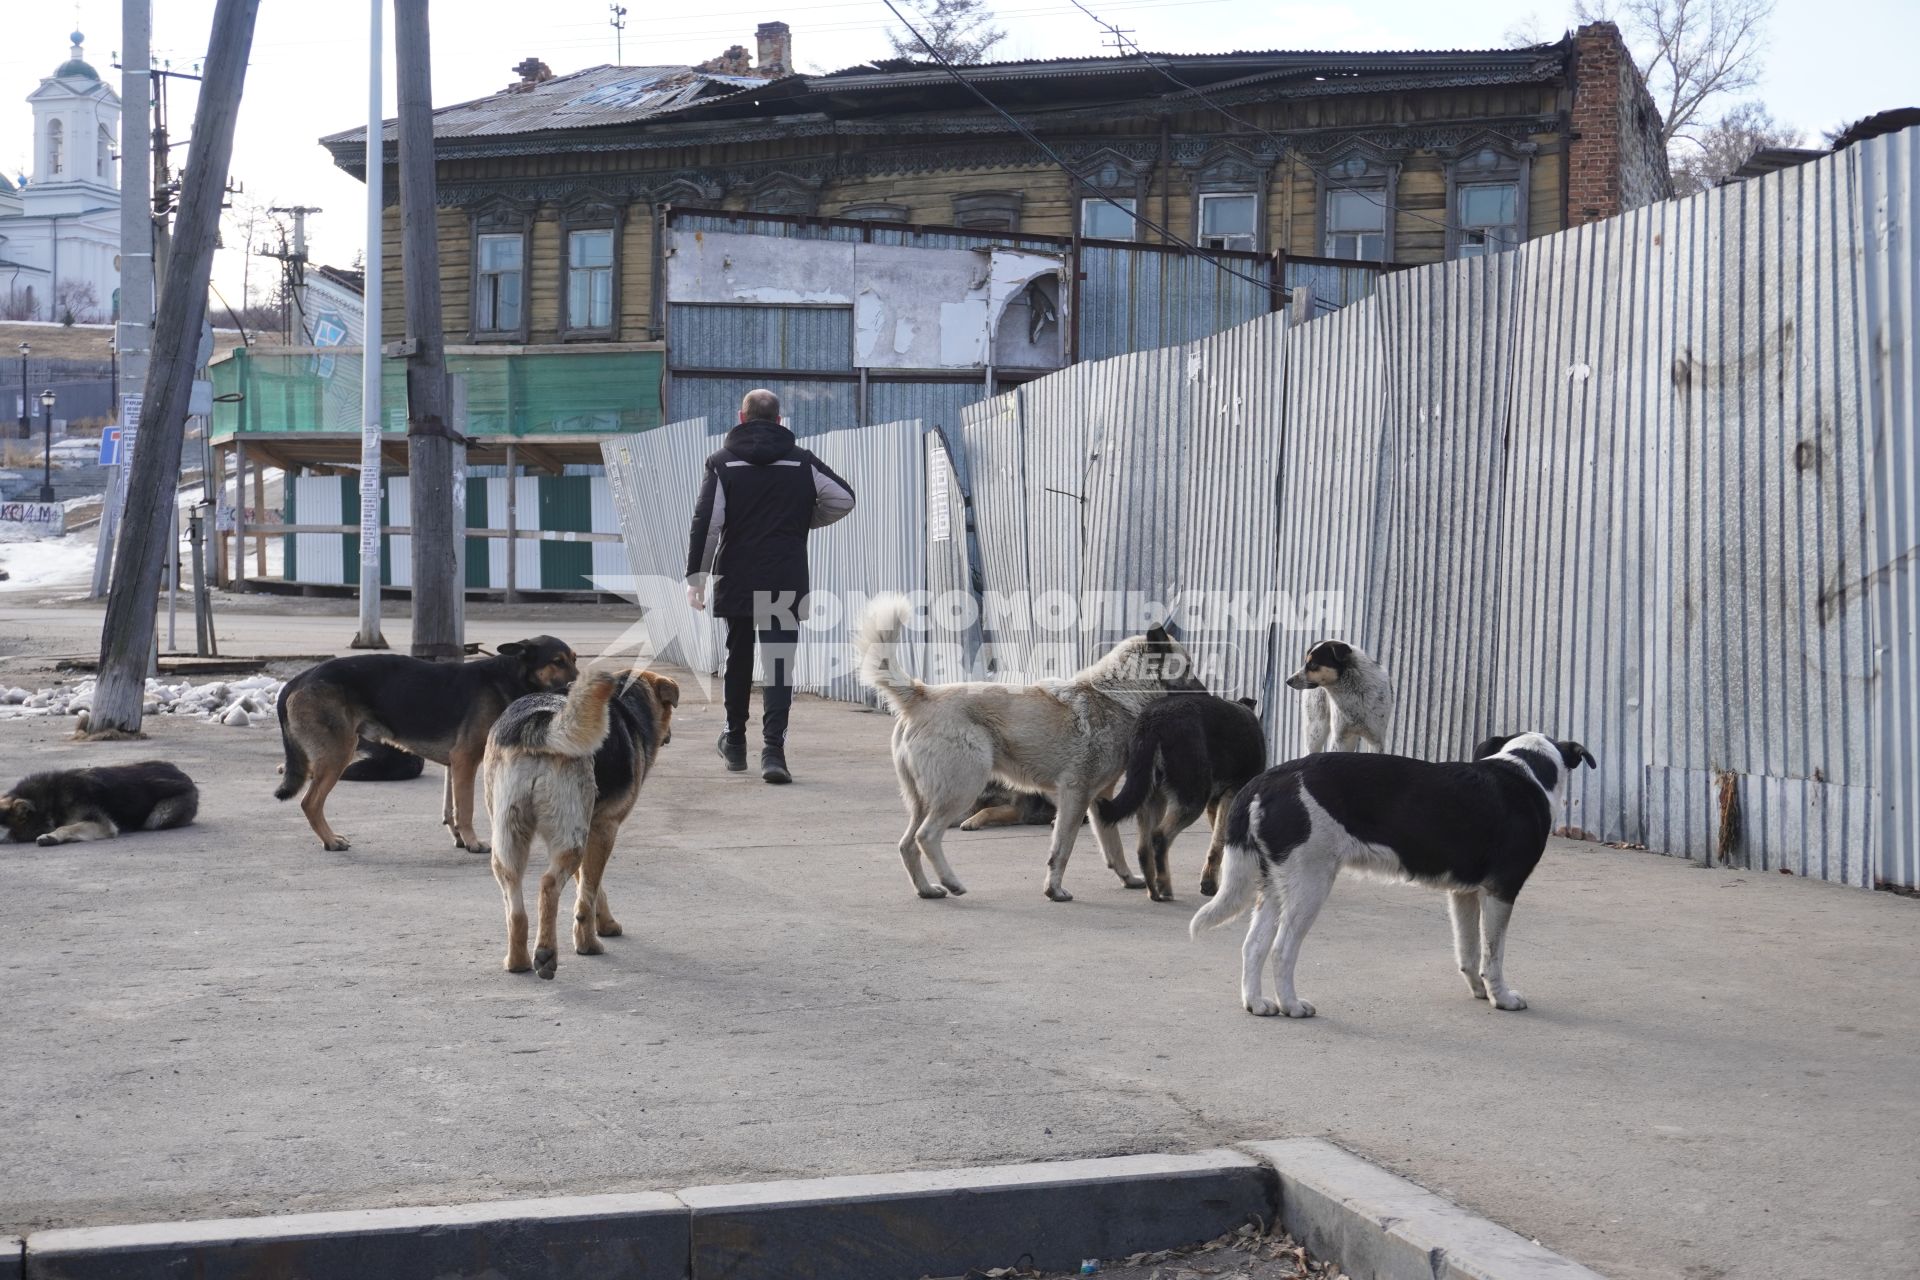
[940,1224,1345,1280]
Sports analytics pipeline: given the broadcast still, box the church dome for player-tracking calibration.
[54,31,99,82]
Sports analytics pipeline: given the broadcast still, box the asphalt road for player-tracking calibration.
[1,604,1917,1280]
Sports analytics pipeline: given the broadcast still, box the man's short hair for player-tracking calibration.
[741,388,781,422]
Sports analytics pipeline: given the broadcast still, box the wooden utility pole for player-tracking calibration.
[91,0,262,737]
[394,0,462,661]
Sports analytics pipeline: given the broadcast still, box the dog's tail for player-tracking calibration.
[529,670,623,757]
[273,676,307,801]
[1097,733,1161,825]
[855,593,925,712]
[1190,810,1262,938]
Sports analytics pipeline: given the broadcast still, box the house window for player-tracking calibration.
[47,120,63,176]
[1081,196,1137,240]
[1455,182,1519,257]
[951,190,1024,233]
[1324,189,1386,261]
[1198,192,1257,252]
[841,202,910,223]
[475,232,524,334]
[566,228,615,333]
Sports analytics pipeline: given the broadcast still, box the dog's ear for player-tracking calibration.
[1557,740,1597,770]
[5,797,31,818]
[1324,640,1352,664]
[497,641,526,657]
[1472,734,1515,760]
[1237,696,1258,710]
[642,672,682,708]
[1145,623,1172,645]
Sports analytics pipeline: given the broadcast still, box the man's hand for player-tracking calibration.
[686,582,706,612]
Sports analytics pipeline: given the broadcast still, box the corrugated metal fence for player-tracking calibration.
[958,126,1918,891]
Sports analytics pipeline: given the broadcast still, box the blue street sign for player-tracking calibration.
[98,426,122,467]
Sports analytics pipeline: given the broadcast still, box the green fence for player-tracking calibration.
[210,347,665,436]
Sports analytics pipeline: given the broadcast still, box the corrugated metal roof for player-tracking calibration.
[321,64,770,146]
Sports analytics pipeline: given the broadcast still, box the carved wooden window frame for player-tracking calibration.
[559,197,622,341]
[1444,137,1531,260]
[468,199,532,344]
[1314,145,1400,263]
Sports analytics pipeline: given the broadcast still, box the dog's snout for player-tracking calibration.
[1285,674,1310,690]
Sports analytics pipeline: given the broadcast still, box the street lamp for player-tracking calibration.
[38,388,56,504]
[15,341,27,440]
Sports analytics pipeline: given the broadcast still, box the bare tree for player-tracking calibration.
[1504,12,1553,46]
[1577,0,1774,148]
[54,278,102,325]
[886,0,1006,64]
[0,289,35,322]
[1670,100,1802,194]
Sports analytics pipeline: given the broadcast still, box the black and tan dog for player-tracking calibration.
[2,762,199,846]
[1098,694,1267,901]
[482,668,679,979]
[274,638,578,852]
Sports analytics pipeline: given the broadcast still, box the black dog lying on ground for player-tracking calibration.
[1098,694,1267,901]
[341,740,426,782]
[274,638,578,853]
[1,762,200,846]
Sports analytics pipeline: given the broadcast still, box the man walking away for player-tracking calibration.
[686,389,856,783]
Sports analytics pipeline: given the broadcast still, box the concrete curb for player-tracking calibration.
[681,1149,1270,1280]
[1244,1140,1607,1280]
[17,1141,1606,1280]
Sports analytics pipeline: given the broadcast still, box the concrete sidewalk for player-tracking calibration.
[0,650,1916,1279]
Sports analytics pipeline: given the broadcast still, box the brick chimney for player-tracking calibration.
[1566,21,1672,225]
[756,22,791,77]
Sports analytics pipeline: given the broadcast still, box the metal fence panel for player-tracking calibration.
[669,304,854,372]
[600,418,721,674]
[959,392,1034,681]
[1861,126,1920,888]
[925,428,980,684]
[667,374,858,440]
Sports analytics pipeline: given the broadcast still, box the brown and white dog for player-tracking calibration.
[482,668,678,980]
[1286,639,1394,755]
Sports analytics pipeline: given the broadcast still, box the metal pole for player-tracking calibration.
[503,442,517,604]
[354,0,387,648]
[16,344,26,440]
[39,394,54,503]
[166,501,178,651]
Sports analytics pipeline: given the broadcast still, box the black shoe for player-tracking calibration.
[717,731,748,772]
[760,744,792,785]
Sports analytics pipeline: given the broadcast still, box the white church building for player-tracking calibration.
[0,31,120,323]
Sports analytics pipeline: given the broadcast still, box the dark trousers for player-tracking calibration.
[723,616,799,745]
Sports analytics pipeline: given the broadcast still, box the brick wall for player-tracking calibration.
[1567,22,1672,226]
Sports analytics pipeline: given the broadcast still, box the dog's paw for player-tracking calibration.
[1489,989,1527,1011]
[1121,874,1148,890]
[917,884,948,899]
[958,815,986,831]
[504,953,532,974]
[323,835,350,852]
[534,947,557,980]
[597,920,624,937]
[574,936,605,957]
[1245,997,1281,1016]
[1282,998,1316,1018]
[939,879,968,896]
[1044,885,1074,902]
[1199,879,1218,897]
[1463,972,1489,999]
[35,833,61,846]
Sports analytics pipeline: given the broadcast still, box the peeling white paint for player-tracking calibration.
[854,288,886,363]
[892,317,916,355]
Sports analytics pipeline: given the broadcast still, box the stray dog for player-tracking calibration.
[855,593,1203,902]
[274,638,578,852]
[342,740,425,782]
[1,762,199,845]
[1097,695,1267,902]
[1191,733,1595,1017]
[1286,640,1393,754]
[958,782,1058,830]
[483,668,678,979]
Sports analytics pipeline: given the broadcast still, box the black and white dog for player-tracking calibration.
[1286,640,1393,754]
[1191,733,1595,1017]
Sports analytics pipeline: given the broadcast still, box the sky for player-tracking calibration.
[1,0,1914,306]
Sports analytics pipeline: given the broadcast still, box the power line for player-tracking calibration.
[1068,0,1523,252]
[876,0,1276,292]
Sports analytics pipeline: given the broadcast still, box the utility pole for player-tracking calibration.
[96,0,153,601]
[609,4,628,63]
[394,0,461,662]
[265,205,322,340]
[353,0,387,649]
[91,0,262,737]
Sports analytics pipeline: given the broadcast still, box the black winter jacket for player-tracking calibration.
[685,419,857,620]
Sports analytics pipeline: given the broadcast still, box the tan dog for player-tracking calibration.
[482,668,678,980]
